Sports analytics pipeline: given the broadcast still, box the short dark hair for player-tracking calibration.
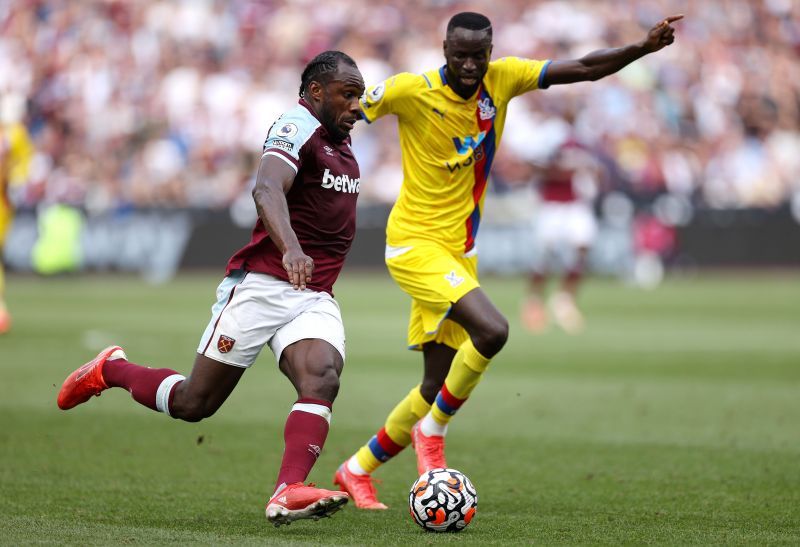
[299,50,358,97]
[447,12,492,36]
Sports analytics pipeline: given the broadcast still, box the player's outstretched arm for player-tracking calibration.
[252,156,314,290]
[542,14,683,87]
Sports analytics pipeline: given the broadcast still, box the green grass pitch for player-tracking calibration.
[1,271,799,544]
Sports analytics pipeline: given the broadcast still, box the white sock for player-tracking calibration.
[346,455,368,476]
[419,413,448,437]
[155,374,185,416]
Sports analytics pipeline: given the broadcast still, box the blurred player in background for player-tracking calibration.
[522,138,600,334]
[334,11,682,509]
[57,51,365,527]
[0,93,34,334]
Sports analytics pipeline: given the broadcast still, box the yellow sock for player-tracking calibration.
[429,339,490,426]
[354,385,431,473]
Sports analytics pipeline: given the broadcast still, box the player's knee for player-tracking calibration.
[473,317,509,357]
[171,396,218,423]
[300,361,341,402]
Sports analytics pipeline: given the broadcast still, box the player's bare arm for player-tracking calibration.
[543,14,683,86]
[251,156,314,290]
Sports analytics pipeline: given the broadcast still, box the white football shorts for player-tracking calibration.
[197,270,345,368]
[535,201,598,250]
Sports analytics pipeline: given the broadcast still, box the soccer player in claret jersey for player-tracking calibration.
[57,51,366,527]
[334,11,682,509]
[522,138,600,334]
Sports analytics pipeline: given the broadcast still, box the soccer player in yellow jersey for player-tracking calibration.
[334,11,683,508]
[0,93,34,334]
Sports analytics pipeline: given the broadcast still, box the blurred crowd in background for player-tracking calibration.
[2,0,799,213]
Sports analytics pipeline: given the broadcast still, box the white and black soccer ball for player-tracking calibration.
[408,468,477,532]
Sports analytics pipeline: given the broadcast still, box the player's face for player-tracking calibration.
[318,64,365,142]
[443,27,492,98]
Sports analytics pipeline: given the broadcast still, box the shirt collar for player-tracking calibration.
[299,97,319,121]
[299,97,350,145]
[438,65,481,102]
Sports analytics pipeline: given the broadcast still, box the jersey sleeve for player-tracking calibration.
[261,113,318,173]
[492,56,552,98]
[359,72,422,124]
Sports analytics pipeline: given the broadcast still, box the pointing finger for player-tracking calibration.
[664,14,684,24]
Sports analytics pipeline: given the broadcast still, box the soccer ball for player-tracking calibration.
[408,468,477,532]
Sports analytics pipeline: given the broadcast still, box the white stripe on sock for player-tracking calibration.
[155,374,185,416]
[346,456,368,476]
[291,402,332,424]
[420,413,448,437]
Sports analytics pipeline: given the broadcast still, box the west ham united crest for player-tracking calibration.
[217,335,236,353]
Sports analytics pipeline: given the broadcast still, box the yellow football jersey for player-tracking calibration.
[360,56,550,254]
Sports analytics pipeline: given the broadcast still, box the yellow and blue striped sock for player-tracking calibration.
[352,385,431,474]
[427,339,490,430]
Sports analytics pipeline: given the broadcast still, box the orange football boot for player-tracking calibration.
[521,296,548,333]
[0,308,11,334]
[333,463,387,509]
[411,422,447,475]
[57,346,126,410]
[265,483,348,526]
